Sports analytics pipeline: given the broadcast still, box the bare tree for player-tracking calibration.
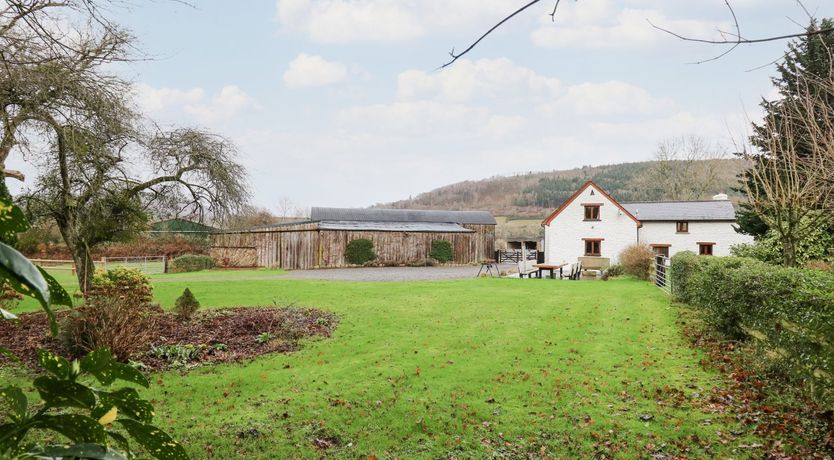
[22,125,249,291]
[635,136,728,201]
[3,1,249,290]
[741,73,834,266]
[1,0,133,180]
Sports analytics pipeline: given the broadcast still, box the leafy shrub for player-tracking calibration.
[345,239,376,265]
[256,332,275,344]
[605,264,624,277]
[671,254,834,407]
[88,267,153,306]
[430,240,453,263]
[170,254,215,273]
[64,268,157,361]
[619,244,654,280]
[174,288,200,321]
[730,219,834,265]
[149,344,201,367]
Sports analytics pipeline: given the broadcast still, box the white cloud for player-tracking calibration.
[134,84,205,113]
[532,1,725,48]
[133,83,257,124]
[275,0,523,43]
[555,80,672,116]
[284,53,348,88]
[397,58,561,103]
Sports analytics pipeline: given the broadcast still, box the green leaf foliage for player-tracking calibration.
[36,349,72,379]
[0,198,29,243]
[345,239,376,265]
[38,266,73,307]
[32,443,126,460]
[169,254,215,273]
[34,414,107,444]
[98,388,155,424]
[670,253,834,407]
[0,386,27,420]
[430,240,453,263]
[117,419,189,460]
[0,345,20,362]
[0,241,57,333]
[34,376,96,410]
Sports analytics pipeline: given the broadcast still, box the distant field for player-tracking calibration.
[6,274,763,458]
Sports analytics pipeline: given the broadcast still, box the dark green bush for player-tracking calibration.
[671,253,834,407]
[430,240,453,263]
[345,239,376,265]
[170,254,215,273]
[174,288,200,321]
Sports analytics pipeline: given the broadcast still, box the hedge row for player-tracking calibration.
[170,254,215,273]
[671,251,834,407]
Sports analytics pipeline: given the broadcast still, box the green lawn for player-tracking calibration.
[9,272,756,458]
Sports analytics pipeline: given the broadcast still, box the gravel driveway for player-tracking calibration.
[281,264,516,282]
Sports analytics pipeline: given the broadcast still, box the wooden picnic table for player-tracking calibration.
[533,263,567,279]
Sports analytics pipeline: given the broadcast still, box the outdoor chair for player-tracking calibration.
[569,262,582,280]
[517,259,539,278]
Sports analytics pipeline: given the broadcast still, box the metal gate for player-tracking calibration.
[655,255,671,294]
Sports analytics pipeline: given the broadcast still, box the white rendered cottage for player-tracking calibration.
[541,181,753,265]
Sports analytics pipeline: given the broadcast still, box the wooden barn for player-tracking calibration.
[210,207,496,270]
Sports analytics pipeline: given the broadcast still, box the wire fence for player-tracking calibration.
[101,256,167,274]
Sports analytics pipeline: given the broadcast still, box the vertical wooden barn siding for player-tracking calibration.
[210,223,495,269]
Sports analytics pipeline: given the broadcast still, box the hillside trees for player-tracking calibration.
[636,136,727,201]
[1,1,249,291]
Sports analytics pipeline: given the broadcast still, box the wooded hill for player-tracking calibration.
[380,159,748,218]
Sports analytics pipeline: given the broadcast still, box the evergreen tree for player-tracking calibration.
[736,18,834,237]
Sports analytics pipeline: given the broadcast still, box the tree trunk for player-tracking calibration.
[70,242,95,294]
[56,218,95,293]
[782,235,798,267]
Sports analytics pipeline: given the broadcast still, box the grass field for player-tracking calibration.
[8,271,758,458]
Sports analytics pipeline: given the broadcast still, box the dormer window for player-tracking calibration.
[583,204,601,221]
[676,221,689,233]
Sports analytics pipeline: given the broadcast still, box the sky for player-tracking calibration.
[12,0,834,211]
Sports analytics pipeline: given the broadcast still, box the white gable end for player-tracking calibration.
[542,183,639,265]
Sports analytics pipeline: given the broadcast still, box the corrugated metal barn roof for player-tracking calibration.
[621,200,737,221]
[318,221,474,233]
[311,207,496,225]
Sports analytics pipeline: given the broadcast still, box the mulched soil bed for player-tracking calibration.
[0,307,338,372]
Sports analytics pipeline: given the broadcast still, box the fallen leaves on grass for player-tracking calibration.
[680,316,834,458]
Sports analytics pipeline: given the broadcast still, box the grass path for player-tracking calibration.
[10,273,754,458]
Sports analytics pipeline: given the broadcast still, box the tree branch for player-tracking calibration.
[441,0,544,69]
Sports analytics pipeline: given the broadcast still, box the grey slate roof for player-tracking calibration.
[318,221,473,233]
[621,200,737,221]
[311,207,496,225]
